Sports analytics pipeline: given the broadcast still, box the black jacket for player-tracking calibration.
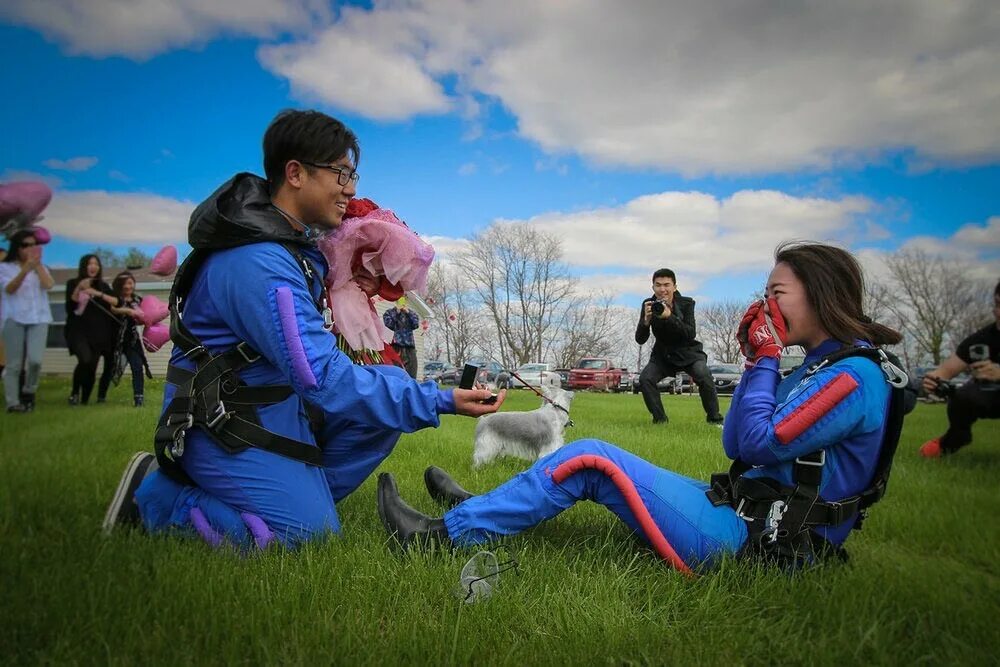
[634,291,707,367]
[188,173,313,250]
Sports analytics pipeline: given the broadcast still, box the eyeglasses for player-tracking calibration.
[301,161,359,186]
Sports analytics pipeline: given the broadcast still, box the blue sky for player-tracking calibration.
[2,1,997,305]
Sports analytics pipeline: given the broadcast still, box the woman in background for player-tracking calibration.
[110,271,150,407]
[0,231,53,413]
[65,254,119,405]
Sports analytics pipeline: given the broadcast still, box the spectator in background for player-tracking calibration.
[65,254,119,405]
[383,297,420,378]
[0,230,54,413]
[919,279,1000,458]
[635,268,724,426]
[110,271,150,407]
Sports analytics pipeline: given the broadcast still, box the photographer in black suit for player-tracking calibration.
[635,268,724,426]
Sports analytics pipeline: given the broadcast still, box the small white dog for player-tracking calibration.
[472,386,575,467]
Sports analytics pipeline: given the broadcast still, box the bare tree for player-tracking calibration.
[549,294,632,368]
[700,299,746,364]
[423,262,484,365]
[453,224,576,368]
[885,249,988,365]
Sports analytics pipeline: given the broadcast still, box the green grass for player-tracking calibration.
[2,378,998,665]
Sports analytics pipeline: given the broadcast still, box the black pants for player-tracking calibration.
[940,381,1000,452]
[639,357,721,422]
[125,345,145,397]
[71,340,114,404]
[392,344,418,379]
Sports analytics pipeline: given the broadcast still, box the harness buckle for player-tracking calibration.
[764,500,787,543]
[795,450,826,467]
[236,342,261,364]
[182,345,207,360]
[735,498,753,522]
[165,413,193,458]
[206,402,231,430]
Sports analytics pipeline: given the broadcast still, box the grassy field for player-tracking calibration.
[2,377,998,665]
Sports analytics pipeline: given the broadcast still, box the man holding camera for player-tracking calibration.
[635,268,724,426]
[919,279,1000,458]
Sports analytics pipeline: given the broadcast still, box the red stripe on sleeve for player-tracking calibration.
[774,372,859,445]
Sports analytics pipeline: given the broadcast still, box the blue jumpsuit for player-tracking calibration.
[135,242,456,549]
[444,340,890,568]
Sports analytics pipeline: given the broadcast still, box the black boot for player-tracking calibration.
[20,392,35,412]
[377,473,450,550]
[134,394,144,408]
[424,466,474,508]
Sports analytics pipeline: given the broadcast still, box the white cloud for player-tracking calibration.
[43,156,98,172]
[953,216,1000,248]
[257,7,450,121]
[457,162,477,176]
[428,188,997,302]
[255,0,999,174]
[0,0,329,59]
[1,169,63,188]
[43,190,194,243]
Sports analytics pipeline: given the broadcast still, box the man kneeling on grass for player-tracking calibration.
[103,109,503,550]
[378,243,910,571]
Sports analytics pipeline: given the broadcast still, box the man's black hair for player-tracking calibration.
[652,268,676,283]
[263,109,360,189]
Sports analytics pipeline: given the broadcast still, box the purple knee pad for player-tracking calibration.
[188,507,275,551]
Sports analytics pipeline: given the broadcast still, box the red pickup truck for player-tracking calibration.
[567,358,624,392]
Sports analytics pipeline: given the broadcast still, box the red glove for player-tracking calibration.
[736,298,787,363]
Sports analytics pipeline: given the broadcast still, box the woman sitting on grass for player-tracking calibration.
[377,241,906,571]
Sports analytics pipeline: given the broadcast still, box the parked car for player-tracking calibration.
[629,371,688,394]
[708,363,743,395]
[511,362,560,388]
[779,347,806,377]
[421,360,455,382]
[568,358,624,392]
[617,368,633,392]
[554,368,571,386]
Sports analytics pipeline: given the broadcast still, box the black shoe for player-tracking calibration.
[707,415,725,426]
[20,393,35,412]
[377,473,450,550]
[102,452,158,535]
[6,404,28,414]
[68,395,79,406]
[652,416,668,425]
[424,466,474,508]
[134,395,144,408]
[96,396,106,404]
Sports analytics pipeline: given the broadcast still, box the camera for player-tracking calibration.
[650,300,666,317]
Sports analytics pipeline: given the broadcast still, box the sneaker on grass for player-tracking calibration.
[102,452,158,535]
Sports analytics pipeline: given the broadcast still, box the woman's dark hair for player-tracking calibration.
[775,241,902,346]
[4,230,36,263]
[263,109,360,189]
[112,271,136,298]
[77,253,103,283]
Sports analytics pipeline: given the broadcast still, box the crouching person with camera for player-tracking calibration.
[635,268,724,426]
[919,279,1000,458]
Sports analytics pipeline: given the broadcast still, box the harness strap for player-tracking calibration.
[153,244,328,485]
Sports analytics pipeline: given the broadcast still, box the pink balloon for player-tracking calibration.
[142,322,170,352]
[0,181,52,224]
[74,291,90,316]
[139,294,169,327]
[150,245,178,276]
[30,225,52,245]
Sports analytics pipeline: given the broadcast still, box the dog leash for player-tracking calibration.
[504,367,574,428]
